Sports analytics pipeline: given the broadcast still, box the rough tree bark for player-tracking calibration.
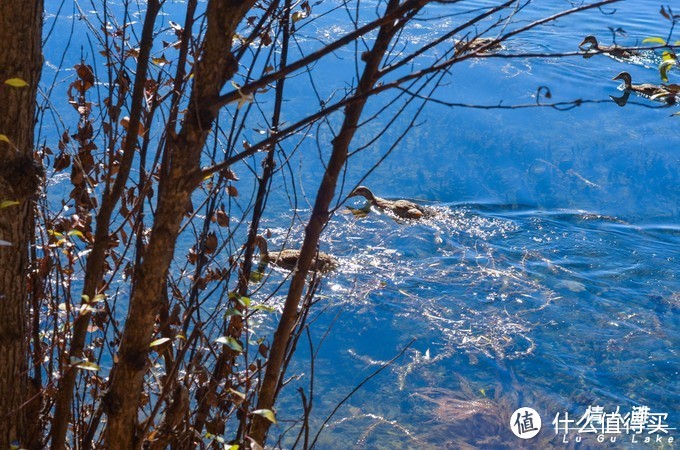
[103,1,256,448]
[0,1,43,449]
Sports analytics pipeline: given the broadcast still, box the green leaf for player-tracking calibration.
[229,388,246,400]
[224,307,243,317]
[643,37,667,45]
[75,360,101,371]
[4,77,29,88]
[249,270,264,282]
[150,337,171,347]
[79,304,96,315]
[0,200,19,209]
[252,409,277,424]
[228,445,240,450]
[239,296,251,307]
[252,304,275,313]
[0,134,11,144]
[204,433,225,444]
[215,336,243,353]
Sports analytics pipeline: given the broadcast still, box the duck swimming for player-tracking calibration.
[254,235,337,274]
[579,35,640,59]
[348,186,434,221]
[454,37,502,56]
[612,71,675,103]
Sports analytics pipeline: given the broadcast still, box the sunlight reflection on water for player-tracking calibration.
[260,200,679,448]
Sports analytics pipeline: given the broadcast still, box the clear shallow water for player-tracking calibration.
[40,0,679,448]
[262,205,679,448]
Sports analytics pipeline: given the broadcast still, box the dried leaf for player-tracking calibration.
[205,231,218,254]
[54,152,71,172]
[75,63,95,87]
[661,5,671,20]
[216,209,229,227]
[152,54,171,66]
[120,117,146,136]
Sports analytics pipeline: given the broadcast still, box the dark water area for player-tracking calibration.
[41,0,679,448]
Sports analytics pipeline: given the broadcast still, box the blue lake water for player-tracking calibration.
[41,0,679,448]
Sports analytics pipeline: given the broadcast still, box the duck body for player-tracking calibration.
[454,37,502,56]
[254,236,337,274]
[579,35,639,59]
[612,71,675,102]
[348,186,433,220]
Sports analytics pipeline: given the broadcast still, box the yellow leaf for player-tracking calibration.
[0,134,11,144]
[292,11,307,22]
[0,200,20,209]
[252,409,277,424]
[662,51,677,62]
[642,37,667,45]
[150,337,171,347]
[4,77,29,88]
[659,60,676,83]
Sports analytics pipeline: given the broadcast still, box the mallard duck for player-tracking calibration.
[454,37,502,56]
[612,71,675,102]
[579,35,640,59]
[348,186,433,220]
[254,235,337,274]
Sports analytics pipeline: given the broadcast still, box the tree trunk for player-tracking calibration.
[248,0,408,444]
[0,1,44,449]
[103,1,256,448]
